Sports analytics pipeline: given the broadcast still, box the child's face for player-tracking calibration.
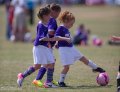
[51,11,60,19]
[66,19,75,29]
[43,14,51,23]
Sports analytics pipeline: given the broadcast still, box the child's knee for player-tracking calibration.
[42,64,49,68]
[64,65,70,71]
[34,64,41,70]
[47,63,54,69]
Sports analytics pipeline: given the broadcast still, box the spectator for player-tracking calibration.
[25,0,35,25]
[8,5,14,41]
[73,24,90,46]
[86,0,105,5]
[5,0,12,40]
[11,0,27,42]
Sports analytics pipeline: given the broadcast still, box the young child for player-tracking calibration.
[17,6,55,87]
[17,6,70,88]
[55,11,106,87]
[32,3,61,87]
[73,24,90,46]
[8,5,14,41]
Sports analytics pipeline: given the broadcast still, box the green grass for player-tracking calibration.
[0,5,120,92]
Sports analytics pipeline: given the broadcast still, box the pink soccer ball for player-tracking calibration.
[96,72,109,86]
[93,38,103,46]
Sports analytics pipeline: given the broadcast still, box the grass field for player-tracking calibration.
[0,5,120,92]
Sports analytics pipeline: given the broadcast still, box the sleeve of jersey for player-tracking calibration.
[48,22,55,32]
[55,27,63,37]
[37,25,45,39]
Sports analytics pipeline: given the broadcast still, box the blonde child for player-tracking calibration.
[55,11,106,87]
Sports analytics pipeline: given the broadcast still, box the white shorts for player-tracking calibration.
[58,46,84,66]
[48,48,56,60]
[33,45,55,64]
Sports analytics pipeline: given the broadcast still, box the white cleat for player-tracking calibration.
[44,82,58,88]
[17,73,24,87]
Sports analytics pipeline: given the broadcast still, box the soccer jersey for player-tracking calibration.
[55,25,73,47]
[48,17,57,32]
[48,17,58,47]
[34,21,48,47]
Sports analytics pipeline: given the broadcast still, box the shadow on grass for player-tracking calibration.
[62,84,113,89]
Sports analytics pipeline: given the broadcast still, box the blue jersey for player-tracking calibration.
[34,21,48,47]
[55,25,73,47]
[48,17,58,47]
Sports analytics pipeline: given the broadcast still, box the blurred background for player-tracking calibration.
[0,0,120,43]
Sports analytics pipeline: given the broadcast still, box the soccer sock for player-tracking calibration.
[88,60,98,69]
[59,74,66,82]
[36,67,46,80]
[46,68,54,83]
[22,66,35,78]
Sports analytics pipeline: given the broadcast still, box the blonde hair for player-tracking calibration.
[58,11,75,23]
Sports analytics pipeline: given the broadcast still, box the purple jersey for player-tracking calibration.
[48,17,58,47]
[55,26,73,47]
[48,17,57,32]
[34,21,48,47]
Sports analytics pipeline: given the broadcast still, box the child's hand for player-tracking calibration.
[66,38,72,43]
[55,44,58,49]
[39,37,44,41]
[39,37,47,41]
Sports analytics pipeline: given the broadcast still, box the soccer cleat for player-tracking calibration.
[32,80,44,87]
[92,67,106,73]
[58,82,67,87]
[17,73,24,87]
[44,82,58,88]
[52,80,58,86]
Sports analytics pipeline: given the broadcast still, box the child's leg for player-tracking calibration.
[59,65,69,82]
[79,56,105,73]
[58,65,69,87]
[22,64,40,78]
[43,63,58,88]
[46,63,54,83]
[35,65,47,80]
[35,63,56,83]
[79,56,97,69]
[48,63,58,85]
[33,65,47,87]
[17,64,41,87]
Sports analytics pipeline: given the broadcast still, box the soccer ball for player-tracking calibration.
[93,38,103,46]
[96,72,109,86]
[92,35,103,46]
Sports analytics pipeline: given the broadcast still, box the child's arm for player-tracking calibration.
[39,36,71,43]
